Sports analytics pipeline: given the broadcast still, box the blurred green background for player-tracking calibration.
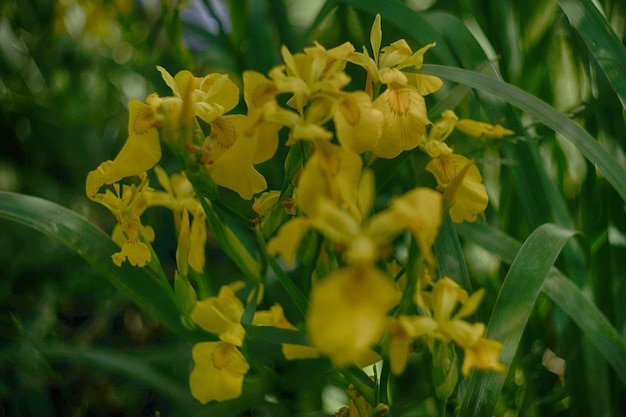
[1,0,625,416]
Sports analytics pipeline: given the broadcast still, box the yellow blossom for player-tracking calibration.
[88,174,154,267]
[189,341,249,403]
[426,154,488,223]
[395,277,505,375]
[461,337,505,376]
[307,265,400,365]
[156,66,239,125]
[190,285,246,346]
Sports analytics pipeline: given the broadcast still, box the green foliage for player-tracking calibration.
[1,0,625,416]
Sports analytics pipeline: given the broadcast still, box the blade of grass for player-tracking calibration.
[459,223,577,417]
[0,191,202,341]
[418,65,626,202]
[557,0,626,109]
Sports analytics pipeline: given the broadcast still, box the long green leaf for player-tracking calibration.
[542,272,626,387]
[418,65,626,202]
[460,224,577,417]
[457,222,626,386]
[557,0,626,109]
[0,191,201,341]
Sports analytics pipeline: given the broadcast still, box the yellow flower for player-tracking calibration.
[307,265,400,365]
[346,14,442,159]
[388,316,436,374]
[461,337,505,376]
[427,110,458,142]
[189,341,249,403]
[396,277,505,375]
[156,66,239,125]
[266,217,313,268]
[253,303,320,360]
[426,154,488,223]
[190,284,246,346]
[203,114,277,199]
[88,174,154,267]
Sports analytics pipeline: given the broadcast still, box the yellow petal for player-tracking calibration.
[389,188,443,263]
[446,159,489,224]
[370,14,382,64]
[190,286,246,346]
[408,74,443,95]
[112,240,151,267]
[209,125,267,200]
[428,110,458,142]
[91,100,161,189]
[243,70,277,111]
[307,265,400,365]
[266,217,313,268]
[334,92,383,154]
[455,119,514,139]
[461,338,505,376]
[295,143,363,219]
[431,277,468,321]
[373,86,429,159]
[189,341,249,403]
[189,213,207,273]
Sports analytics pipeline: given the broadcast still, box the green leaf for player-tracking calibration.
[418,64,626,202]
[457,222,626,406]
[460,224,577,417]
[542,272,626,387]
[0,191,202,341]
[434,215,473,294]
[557,0,626,109]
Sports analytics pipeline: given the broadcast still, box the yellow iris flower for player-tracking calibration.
[388,277,504,376]
[348,14,443,158]
[307,265,400,365]
[189,341,250,403]
[88,173,154,267]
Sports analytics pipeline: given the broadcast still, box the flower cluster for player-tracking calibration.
[86,13,512,408]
